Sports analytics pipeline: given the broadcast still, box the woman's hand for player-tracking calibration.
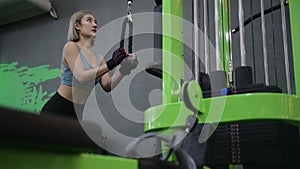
[106,48,128,70]
[119,53,138,75]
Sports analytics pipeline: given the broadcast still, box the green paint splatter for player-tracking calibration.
[0,62,60,114]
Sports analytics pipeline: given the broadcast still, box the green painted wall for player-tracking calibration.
[0,62,60,114]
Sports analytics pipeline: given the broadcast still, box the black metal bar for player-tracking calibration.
[232,1,288,34]
[0,107,101,152]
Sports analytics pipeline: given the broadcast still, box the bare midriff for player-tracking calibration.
[57,85,90,105]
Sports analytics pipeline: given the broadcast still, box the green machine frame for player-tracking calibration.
[1,148,138,169]
[145,0,300,132]
[144,0,300,167]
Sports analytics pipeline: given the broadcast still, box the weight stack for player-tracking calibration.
[182,121,300,169]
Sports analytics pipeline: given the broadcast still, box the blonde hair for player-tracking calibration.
[67,10,94,42]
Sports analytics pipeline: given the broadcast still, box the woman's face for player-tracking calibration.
[76,14,98,39]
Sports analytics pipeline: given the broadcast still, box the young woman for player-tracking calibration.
[41,10,137,119]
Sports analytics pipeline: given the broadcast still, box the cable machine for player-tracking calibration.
[143,0,300,168]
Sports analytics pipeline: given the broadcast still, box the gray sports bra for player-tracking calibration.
[61,44,101,91]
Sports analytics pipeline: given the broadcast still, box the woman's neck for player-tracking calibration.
[77,36,93,49]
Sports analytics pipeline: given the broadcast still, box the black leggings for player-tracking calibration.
[41,92,84,119]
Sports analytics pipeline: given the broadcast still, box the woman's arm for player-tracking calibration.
[100,53,137,92]
[63,41,109,83]
[100,57,124,92]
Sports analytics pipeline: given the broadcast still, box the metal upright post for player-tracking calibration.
[280,0,291,94]
[235,0,253,88]
[261,0,269,85]
[203,0,209,74]
[210,0,227,94]
[214,0,221,71]
[194,0,200,82]
[238,0,246,67]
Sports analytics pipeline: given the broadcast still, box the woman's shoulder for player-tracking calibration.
[64,41,78,49]
[62,41,79,57]
[63,41,79,53]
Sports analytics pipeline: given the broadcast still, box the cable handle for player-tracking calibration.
[127,0,133,16]
[120,0,134,54]
[128,0,133,5]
